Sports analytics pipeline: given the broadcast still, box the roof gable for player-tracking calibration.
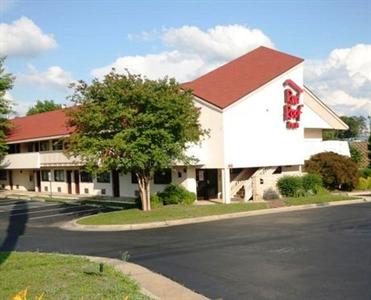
[182,46,304,109]
[6,109,72,143]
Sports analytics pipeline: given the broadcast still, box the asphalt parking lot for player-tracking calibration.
[0,198,111,226]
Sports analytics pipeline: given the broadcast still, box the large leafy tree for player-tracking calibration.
[323,115,367,140]
[0,58,14,158]
[67,72,205,211]
[26,99,62,115]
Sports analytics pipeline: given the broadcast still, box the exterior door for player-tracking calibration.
[73,170,80,194]
[66,170,72,194]
[9,170,13,190]
[196,169,218,200]
[112,170,120,197]
[36,170,41,192]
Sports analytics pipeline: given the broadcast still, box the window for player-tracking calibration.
[154,169,172,185]
[131,172,138,184]
[52,139,63,151]
[27,142,34,152]
[41,170,50,181]
[0,170,7,180]
[54,170,65,182]
[80,171,93,183]
[8,144,20,154]
[97,172,110,183]
[40,141,50,151]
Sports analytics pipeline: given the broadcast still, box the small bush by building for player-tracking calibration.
[304,152,358,191]
[277,176,303,197]
[302,173,323,193]
[359,167,371,179]
[158,184,196,205]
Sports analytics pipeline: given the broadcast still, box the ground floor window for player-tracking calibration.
[54,170,65,182]
[154,169,172,184]
[41,170,50,181]
[0,170,7,180]
[80,171,93,183]
[97,172,110,183]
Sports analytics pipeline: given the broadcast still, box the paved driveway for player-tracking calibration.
[1,198,371,300]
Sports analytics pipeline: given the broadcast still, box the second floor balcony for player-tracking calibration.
[1,151,80,169]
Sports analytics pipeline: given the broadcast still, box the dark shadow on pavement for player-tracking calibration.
[0,201,29,265]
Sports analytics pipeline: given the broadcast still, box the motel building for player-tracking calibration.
[0,47,350,203]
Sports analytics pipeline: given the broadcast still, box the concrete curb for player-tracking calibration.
[86,256,209,300]
[60,197,371,232]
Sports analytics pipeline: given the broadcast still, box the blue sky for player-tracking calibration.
[1,0,370,116]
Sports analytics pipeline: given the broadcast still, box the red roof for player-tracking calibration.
[181,46,304,109]
[6,109,72,143]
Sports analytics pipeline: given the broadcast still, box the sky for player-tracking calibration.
[0,0,370,117]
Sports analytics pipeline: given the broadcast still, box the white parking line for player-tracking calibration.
[2,205,80,216]
[29,208,99,220]
[0,203,59,213]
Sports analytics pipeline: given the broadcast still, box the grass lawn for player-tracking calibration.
[284,194,358,206]
[78,202,269,225]
[78,193,361,226]
[0,252,149,300]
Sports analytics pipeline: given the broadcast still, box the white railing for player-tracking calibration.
[1,152,40,169]
[230,169,251,196]
[40,151,80,166]
[304,140,350,159]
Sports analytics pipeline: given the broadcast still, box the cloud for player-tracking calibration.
[92,24,274,82]
[18,64,74,90]
[305,44,371,116]
[0,16,57,57]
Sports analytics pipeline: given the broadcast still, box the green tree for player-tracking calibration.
[66,72,205,211]
[323,116,367,140]
[350,145,362,164]
[0,57,14,158]
[26,99,62,115]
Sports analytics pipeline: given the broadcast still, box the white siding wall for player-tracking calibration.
[186,100,224,168]
[223,65,305,168]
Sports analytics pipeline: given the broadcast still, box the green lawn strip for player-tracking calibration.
[78,202,269,225]
[284,194,359,206]
[0,252,149,300]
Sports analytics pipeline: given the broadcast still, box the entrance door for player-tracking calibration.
[196,169,218,200]
[112,170,120,197]
[73,170,80,194]
[36,170,41,192]
[66,170,72,194]
[9,170,13,190]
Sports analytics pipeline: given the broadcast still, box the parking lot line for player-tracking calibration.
[29,208,99,220]
[1,205,81,216]
[0,202,60,213]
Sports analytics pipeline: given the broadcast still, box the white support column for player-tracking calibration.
[221,167,231,204]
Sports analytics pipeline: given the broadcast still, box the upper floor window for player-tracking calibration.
[0,170,7,180]
[8,143,20,154]
[40,141,50,151]
[52,139,63,151]
[27,142,35,152]
[80,171,93,183]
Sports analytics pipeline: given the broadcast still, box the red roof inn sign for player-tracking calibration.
[283,79,303,129]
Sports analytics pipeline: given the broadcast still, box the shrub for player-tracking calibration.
[158,184,196,205]
[277,176,303,197]
[356,177,369,190]
[150,193,163,208]
[359,168,371,179]
[262,188,280,200]
[304,152,358,191]
[302,173,323,192]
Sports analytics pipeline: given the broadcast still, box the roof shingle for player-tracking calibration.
[181,46,304,109]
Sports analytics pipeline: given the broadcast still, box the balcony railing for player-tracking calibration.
[1,152,40,169]
[39,151,80,167]
[304,140,350,160]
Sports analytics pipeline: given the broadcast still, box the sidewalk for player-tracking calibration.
[62,196,371,232]
[86,256,209,300]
